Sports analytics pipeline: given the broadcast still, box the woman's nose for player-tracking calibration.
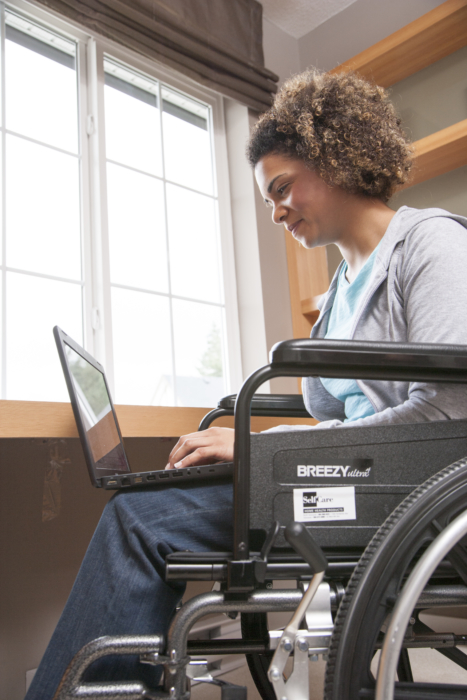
[272,203,287,225]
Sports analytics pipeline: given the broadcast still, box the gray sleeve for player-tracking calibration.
[384,218,467,424]
[263,217,467,433]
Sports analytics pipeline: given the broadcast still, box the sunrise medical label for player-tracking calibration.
[293,486,356,522]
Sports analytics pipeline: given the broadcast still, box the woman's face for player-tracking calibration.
[254,153,348,249]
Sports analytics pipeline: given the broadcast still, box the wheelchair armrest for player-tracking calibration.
[198,393,309,430]
[270,338,467,382]
[218,393,307,414]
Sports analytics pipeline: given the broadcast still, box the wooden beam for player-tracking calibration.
[0,400,316,438]
[301,295,324,325]
[284,232,314,339]
[329,0,467,88]
[408,118,467,187]
[284,230,329,338]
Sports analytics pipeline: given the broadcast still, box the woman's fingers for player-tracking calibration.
[165,427,234,469]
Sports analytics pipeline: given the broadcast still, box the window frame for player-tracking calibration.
[2,0,243,403]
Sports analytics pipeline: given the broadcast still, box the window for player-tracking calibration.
[0,5,240,407]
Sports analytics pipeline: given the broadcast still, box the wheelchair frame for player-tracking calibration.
[52,339,467,700]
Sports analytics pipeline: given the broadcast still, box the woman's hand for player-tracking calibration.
[165,427,235,470]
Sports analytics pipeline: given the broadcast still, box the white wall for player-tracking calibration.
[262,17,301,87]
[248,111,296,393]
[225,99,296,393]
[224,100,269,385]
[297,0,448,72]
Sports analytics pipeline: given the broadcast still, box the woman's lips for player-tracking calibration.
[288,220,302,237]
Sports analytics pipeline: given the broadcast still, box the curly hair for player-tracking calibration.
[247,69,413,202]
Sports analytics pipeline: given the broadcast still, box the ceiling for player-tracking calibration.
[260,0,359,39]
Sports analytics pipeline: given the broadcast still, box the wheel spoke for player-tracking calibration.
[432,518,467,585]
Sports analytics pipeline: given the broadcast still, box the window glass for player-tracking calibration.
[107,163,168,292]
[0,139,2,266]
[105,60,226,407]
[162,87,214,195]
[166,183,222,303]
[1,13,82,399]
[6,272,82,400]
[0,273,2,386]
[6,135,81,280]
[172,298,225,407]
[5,12,78,153]
[111,287,173,405]
[104,60,163,176]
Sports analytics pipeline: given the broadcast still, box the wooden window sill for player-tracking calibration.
[0,400,317,438]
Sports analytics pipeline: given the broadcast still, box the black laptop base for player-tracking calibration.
[100,462,233,489]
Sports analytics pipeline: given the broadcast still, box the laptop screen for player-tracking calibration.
[64,342,128,473]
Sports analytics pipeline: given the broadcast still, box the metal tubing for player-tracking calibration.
[53,635,163,700]
[198,408,231,431]
[233,364,276,559]
[187,640,272,655]
[376,509,467,700]
[282,572,325,638]
[165,560,362,582]
[165,589,303,697]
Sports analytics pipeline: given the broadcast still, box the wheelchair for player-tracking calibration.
[52,339,467,700]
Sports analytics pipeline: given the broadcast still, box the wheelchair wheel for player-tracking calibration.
[241,612,276,700]
[324,457,467,700]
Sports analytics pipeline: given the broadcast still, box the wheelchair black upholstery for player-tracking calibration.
[53,339,467,700]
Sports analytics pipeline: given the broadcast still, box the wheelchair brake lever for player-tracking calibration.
[260,520,281,561]
[252,520,281,584]
[284,521,328,573]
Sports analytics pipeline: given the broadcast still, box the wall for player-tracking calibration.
[389,45,467,142]
[224,99,296,393]
[255,18,301,390]
[1,436,206,700]
[262,17,300,87]
[297,0,448,72]
[389,44,467,217]
[224,100,270,386]
[1,439,113,699]
[250,109,296,393]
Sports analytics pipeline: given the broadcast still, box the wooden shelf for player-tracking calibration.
[300,295,324,324]
[329,0,467,88]
[0,400,316,438]
[409,119,467,187]
[284,231,329,339]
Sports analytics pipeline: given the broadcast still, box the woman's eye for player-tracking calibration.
[277,184,288,196]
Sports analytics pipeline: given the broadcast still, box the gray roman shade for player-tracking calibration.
[34,0,278,112]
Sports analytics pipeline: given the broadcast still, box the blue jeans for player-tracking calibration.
[25,479,233,699]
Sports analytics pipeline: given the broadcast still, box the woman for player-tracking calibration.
[26,68,467,699]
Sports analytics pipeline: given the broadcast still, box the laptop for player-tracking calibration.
[53,326,233,489]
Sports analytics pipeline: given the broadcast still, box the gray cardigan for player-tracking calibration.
[271,206,467,432]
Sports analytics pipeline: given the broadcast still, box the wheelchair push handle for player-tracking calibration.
[285,521,328,573]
